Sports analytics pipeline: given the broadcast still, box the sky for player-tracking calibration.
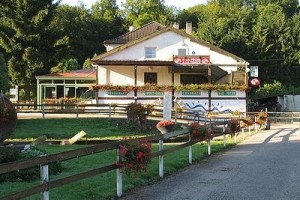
[60,0,208,10]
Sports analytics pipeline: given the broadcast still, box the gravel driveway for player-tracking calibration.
[120,123,300,200]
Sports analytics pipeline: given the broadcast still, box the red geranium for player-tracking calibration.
[118,138,152,177]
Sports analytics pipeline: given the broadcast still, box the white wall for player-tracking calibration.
[103,31,238,68]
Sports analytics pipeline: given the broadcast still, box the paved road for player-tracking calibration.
[121,123,300,200]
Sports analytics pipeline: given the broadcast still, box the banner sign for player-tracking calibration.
[174,56,210,64]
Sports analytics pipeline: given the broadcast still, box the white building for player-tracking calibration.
[91,21,249,113]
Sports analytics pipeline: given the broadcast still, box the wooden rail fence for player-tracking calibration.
[0,114,263,200]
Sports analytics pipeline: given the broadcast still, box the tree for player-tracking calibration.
[50,58,80,73]
[0,0,61,100]
[0,53,9,92]
[91,0,126,40]
[51,5,101,65]
[123,0,175,27]
[83,58,92,69]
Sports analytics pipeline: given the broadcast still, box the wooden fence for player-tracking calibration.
[0,114,262,200]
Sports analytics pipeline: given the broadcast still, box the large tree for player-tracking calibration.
[122,0,175,27]
[0,53,9,92]
[0,0,62,100]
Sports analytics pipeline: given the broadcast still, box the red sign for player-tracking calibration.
[174,56,210,64]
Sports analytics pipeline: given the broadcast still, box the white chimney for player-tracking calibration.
[173,22,179,29]
[186,22,192,35]
[129,26,135,32]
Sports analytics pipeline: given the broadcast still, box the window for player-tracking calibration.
[180,74,207,85]
[178,49,187,56]
[145,47,156,59]
[144,73,157,84]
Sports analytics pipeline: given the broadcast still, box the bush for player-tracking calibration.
[0,146,63,182]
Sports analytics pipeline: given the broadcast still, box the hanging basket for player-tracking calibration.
[0,94,17,143]
[156,125,175,134]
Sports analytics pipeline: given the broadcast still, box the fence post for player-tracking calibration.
[248,126,251,136]
[242,128,245,140]
[109,104,112,118]
[234,131,237,143]
[189,132,192,164]
[42,104,45,118]
[174,111,178,124]
[116,148,123,197]
[223,120,226,147]
[159,139,164,178]
[40,156,49,200]
[207,138,211,156]
[76,105,79,119]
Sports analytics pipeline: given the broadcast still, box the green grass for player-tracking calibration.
[0,118,250,200]
[8,118,165,141]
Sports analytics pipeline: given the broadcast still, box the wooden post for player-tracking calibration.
[234,132,237,143]
[40,155,49,200]
[109,104,111,118]
[116,148,122,197]
[208,139,211,156]
[159,139,164,178]
[42,104,45,118]
[189,133,192,164]
[76,105,79,119]
[223,121,226,147]
[242,128,245,140]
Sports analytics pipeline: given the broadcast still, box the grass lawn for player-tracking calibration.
[7,117,165,141]
[1,117,241,200]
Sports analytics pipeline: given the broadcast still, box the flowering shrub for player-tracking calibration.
[227,118,240,133]
[256,111,268,125]
[91,83,248,93]
[156,120,175,128]
[118,138,152,177]
[189,122,212,140]
[240,116,254,128]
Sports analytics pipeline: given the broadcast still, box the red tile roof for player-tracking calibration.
[37,69,96,79]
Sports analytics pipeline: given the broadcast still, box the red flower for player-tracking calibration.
[156,120,175,128]
[137,151,144,160]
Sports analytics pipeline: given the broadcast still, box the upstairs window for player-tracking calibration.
[145,47,156,59]
[178,48,187,56]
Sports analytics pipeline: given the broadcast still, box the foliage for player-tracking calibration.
[189,122,212,140]
[256,111,267,125]
[0,0,62,100]
[126,103,150,132]
[122,0,175,28]
[118,138,152,177]
[252,81,300,99]
[0,53,9,92]
[92,84,248,92]
[240,116,254,128]
[83,58,92,69]
[227,118,240,133]
[0,95,17,142]
[50,58,80,73]
[0,147,62,182]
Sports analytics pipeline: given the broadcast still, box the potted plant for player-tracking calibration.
[227,118,240,136]
[118,138,152,177]
[240,116,254,128]
[256,111,268,126]
[156,120,175,134]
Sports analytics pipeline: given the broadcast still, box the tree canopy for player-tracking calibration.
[0,0,299,100]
